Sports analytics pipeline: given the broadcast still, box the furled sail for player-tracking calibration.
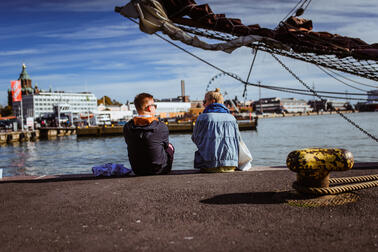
[115,0,378,81]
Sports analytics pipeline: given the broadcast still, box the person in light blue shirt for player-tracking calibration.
[192,88,240,172]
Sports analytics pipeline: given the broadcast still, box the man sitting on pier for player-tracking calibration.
[123,93,174,176]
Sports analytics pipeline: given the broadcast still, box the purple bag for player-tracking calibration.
[92,163,132,177]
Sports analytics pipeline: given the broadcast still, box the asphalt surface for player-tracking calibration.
[0,168,377,252]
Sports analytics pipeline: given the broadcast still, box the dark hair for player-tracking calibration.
[134,93,153,112]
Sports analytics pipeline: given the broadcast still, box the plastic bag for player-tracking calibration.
[92,163,132,177]
[238,138,253,171]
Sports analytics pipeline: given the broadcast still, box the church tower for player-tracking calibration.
[18,63,33,95]
[8,63,35,107]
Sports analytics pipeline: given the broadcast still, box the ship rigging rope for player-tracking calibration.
[281,0,312,22]
[243,49,258,98]
[209,78,372,101]
[323,68,378,89]
[209,74,371,97]
[206,71,373,101]
[163,32,372,101]
[250,85,370,101]
[316,65,368,92]
[259,85,367,97]
[281,0,303,21]
[271,53,378,143]
[126,17,377,142]
[293,174,378,195]
[176,25,378,81]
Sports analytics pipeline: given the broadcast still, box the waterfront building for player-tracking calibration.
[253,97,312,113]
[326,100,350,111]
[97,104,133,124]
[367,90,378,102]
[308,99,327,112]
[13,91,98,120]
[190,100,204,108]
[153,102,191,118]
[253,97,282,113]
[308,99,352,112]
[113,102,192,118]
[281,98,312,113]
[96,101,192,123]
[355,89,378,112]
[10,64,97,126]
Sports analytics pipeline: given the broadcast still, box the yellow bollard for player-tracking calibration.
[287,148,354,188]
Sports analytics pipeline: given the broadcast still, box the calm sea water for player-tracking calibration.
[1,112,377,177]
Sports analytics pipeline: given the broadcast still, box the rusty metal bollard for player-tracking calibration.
[286,148,354,190]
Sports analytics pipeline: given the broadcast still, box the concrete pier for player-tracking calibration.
[0,131,39,144]
[0,165,377,251]
[76,121,257,137]
[0,128,75,144]
[38,127,76,139]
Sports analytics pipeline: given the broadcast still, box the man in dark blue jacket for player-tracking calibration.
[123,93,174,176]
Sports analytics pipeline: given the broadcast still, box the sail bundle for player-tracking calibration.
[115,0,378,81]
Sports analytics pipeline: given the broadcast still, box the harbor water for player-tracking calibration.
[1,112,377,177]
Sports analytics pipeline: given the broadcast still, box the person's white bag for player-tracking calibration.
[238,138,253,171]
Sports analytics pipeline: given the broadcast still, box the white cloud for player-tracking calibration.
[0,0,123,12]
[0,49,42,56]
[42,24,130,40]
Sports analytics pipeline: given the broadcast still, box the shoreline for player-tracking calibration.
[254,109,358,119]
[1,162,377,182]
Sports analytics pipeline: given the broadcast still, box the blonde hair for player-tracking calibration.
[205,88,224,104]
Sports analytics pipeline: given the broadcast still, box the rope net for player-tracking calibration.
[159,0,378,81]
[115,0,378,80]
[175,23,378,82]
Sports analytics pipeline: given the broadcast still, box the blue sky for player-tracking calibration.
[0,0,377,105]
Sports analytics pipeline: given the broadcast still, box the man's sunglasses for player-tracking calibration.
[145,104,157,109]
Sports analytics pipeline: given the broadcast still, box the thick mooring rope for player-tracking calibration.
[293,174,378,195]
[329,174,378,184]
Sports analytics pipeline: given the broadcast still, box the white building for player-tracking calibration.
[97,104,133,123]
[326,100,348,111]
[125,102,191,116]
[154,102,191,115]
[96,101,192,122]
[281,98,312,113]
[13,91,98,120]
